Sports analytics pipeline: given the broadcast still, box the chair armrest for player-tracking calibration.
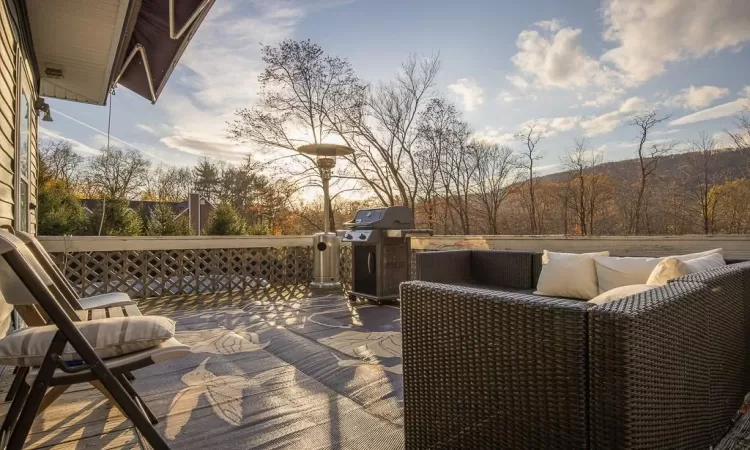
[400,281,591,449]
[415,250,471,283]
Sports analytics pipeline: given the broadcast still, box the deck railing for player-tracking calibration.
[39,234,750,299]
[410,235,750,259]
[39,236,352,299]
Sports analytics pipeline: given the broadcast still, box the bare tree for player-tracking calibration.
[228,39,360,229]
[144,165,194,202]
[416,98,472,233]
[469,142,519,234]
[516,124,544,234]
[328,54,440,208]
[683,132,721,234]
[562,138,603,235]
[726,108,750,149]
[627,110,675,234]
[39,139,83,187]
[84,146,151,200]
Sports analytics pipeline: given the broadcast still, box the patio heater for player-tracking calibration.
[296,144,354,289]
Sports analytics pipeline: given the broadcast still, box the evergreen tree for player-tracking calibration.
[145,203,191,236]
[193,159,221,204]
[87,199,142,236]
[205,203,247,235]
[38,180,87,235]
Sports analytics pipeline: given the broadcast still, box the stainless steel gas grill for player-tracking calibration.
[341,207,431,304]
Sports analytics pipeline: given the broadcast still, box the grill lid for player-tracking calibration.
[343,207,414,230]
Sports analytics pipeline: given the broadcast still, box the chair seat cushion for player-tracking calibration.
[0,316,175,367]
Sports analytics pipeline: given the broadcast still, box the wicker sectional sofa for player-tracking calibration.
[401,250,750,449]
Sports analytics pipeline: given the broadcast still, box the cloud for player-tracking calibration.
[161,133,247,163]
[511,26,601,89]
[497,91,517,103]
[676,85,730,109]
[670,97,750,126]
[506,75,530,91]
[136,123,159,135]
[521,116,582,137]
[52,109,169,162]
[601,0,750,83]
[448,78,484,111]
[473,127,515,145]
[534,19,562,32]
[158,0,350,162]
[619,96,647,113]
[38,128,101,155]
[580,111,622,136]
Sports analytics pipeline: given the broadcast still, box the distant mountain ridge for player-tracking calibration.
[539,147,750,186]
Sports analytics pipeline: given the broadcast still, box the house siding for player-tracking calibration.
[0,1,38,233]
[0,2,16,229]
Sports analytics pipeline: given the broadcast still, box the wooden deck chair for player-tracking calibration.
[0,233,190,449]
[1,230,144,403]
[8,228,135,310]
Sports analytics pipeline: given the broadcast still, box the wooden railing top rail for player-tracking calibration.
[411,235,750,260]
[38,235,315,252]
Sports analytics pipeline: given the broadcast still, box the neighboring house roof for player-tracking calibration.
[80,199,188,216]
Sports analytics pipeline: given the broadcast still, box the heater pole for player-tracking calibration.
[322,172,331,233]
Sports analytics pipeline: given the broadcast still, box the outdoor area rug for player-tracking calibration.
[2,288,404,449]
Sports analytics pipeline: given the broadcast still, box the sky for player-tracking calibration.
[40,0,750,175]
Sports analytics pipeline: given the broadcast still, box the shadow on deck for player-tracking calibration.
[1,287,404,449]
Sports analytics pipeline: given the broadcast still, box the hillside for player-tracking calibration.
[540,147,750,186]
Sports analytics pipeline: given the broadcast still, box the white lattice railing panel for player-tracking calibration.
[49,245,316,299]
[42,236,357,299]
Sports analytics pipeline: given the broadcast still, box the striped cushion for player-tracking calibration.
[0,316,175,367]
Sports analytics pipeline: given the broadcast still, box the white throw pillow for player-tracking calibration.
[594,249,724,293]
[646,257,690,285]
[535,250,609,300]
[684,252,726,273]
[589,284,658,305]
[593,256,663,293]
[671,248,723,261]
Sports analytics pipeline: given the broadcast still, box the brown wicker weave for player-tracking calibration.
[401,281,592,449]
[416,250,538,289]
[404,250,750,449]
[588,280,743,448]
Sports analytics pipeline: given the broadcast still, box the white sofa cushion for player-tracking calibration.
[593,256,663,293]
[684,252,726,273]
[0,315,175,367]
[589,284,658,305]
[535,250,609,300]
[594,248,725,293]
[670,248,723,261]
[646,257,690,285]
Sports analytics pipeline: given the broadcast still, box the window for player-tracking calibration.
[16,67,31,232]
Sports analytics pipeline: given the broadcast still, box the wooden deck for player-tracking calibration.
[0,288,404,449]
[1,286,749,449]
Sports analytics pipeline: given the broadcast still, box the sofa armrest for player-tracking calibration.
[588,280,744,448]
[401,281,591,449]
[415,250,472,283]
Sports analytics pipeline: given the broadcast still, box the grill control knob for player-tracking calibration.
[345,234,352,240]
[359,233,366,240]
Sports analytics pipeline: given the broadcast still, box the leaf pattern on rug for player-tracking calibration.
[165,357,247,440]
[319,330,403,375]
[189,330,269,355]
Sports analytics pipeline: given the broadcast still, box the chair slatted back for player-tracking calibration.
[0,232,80,324]
[15,231,82,309]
